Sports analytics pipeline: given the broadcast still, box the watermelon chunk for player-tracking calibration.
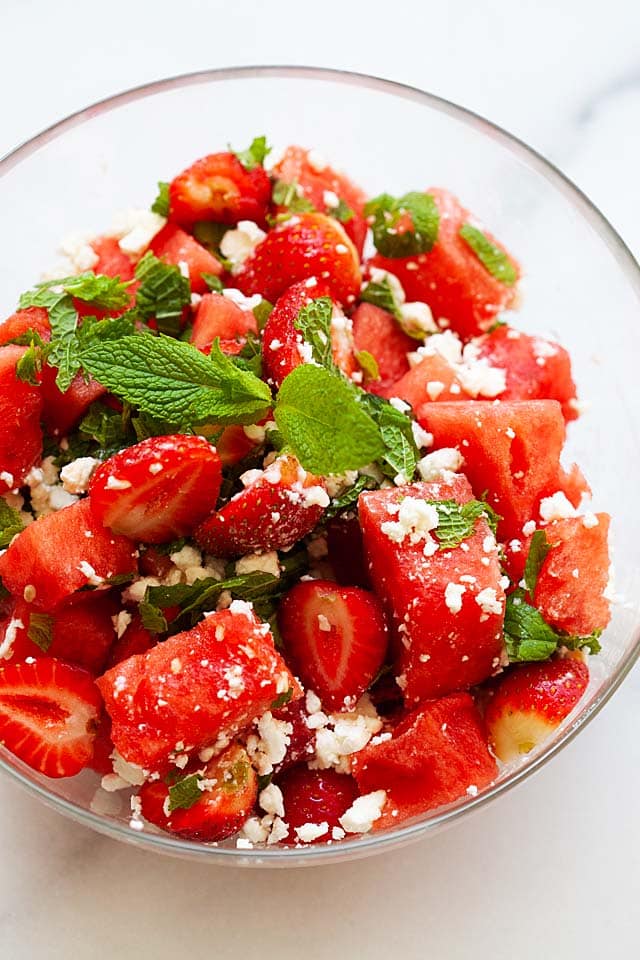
[0,345,43,491]
[150,223,223,293]
[351,693,497,826]
[359,476,505,704]
[351,303,415,396]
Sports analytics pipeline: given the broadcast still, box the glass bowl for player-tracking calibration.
[1,66,639,867]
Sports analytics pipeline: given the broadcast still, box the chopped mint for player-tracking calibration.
[271,688,294,710]
[271,179,315,214]
[523,529,552,594]
[504,588,601,662]
[360,276,402,319]
[133,252,191,336]
[151,181,170,217]
[428,499,497,550]
[168,773,203,812]
[201,272,224,293]
[233,135,271,171]
[459,223,517,286]
[331,197,354,223]
[365,191,440,259]
[27,612,54,653]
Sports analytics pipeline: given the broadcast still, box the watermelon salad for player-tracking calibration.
[0,138,612,848]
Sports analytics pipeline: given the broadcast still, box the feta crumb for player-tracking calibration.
[331,826,346,841]
[77,560,104,586]
[522,520,536,536]
[259,782,285,818]
[475,587,503,616]
[398,300,437,337]
[582,512,599,529]
[339,791,387,834]
[295,821,329,843]
[235,551,280,577]
[60,456,101,494]
[222,287,263,311]
[228,599,254,619]
[367,267,405,304]
[0,471,14,488]
[220,220,266,272]
[539,492,578,522]
[417,447,463,481]
[246,711,292,775]
[0,618,24,660]
[112,610,132,639]
[389,396,411,414]
[111,208,166,254]
[380,496,439,546]
[444,582,466,614]
[306,689,322,714]
[411,423,433,450]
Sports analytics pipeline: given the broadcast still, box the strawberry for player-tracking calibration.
[40,363,107,438]
[0,498,138,612]
[0,306,51,346]
[89,435,222,543]
[351,302,415,396]
[278,580,389,711]
[150,223,223,293]
[139,742,257,841]
[106,614,154,668]
[195,454,327,557]
[0,658,102,778]
[351,693,497,826]
[261,279,355,388]
[190,292,257,353]
[214,423,261,467]
[484,656,589,762]
[236,212,362,306]
[276,766,360,843]
[97,604,301,771]
[271,145,368,256]
[270,698,315,773]
[325,515,370,589]
[0,345,43,490]
[6,591,119,675]
[168,152,271,227]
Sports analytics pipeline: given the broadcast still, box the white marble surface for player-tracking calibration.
[1,1,639,956]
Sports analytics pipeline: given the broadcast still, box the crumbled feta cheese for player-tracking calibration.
[426,380,445,401]
[25,461,77,516]
[389,397,411,414]
[111,208,166,254]
[306,689,322,714]
[222,287,263,311]
[475,587,503,616]
[60,456,101,494]
[295,821,329,843]
[0,471,14,488]
[411,423,433,450]
[582,512,599,529]
[259,782,285,818]
[339,791,387,834]
[522,520,536,536]
[417,447,463,481]
[59,232,100,272]
[112,610,132,639]
[444,582,466,614]
[539,492,578,522]
[309,694,383,773]
[220,220,266,272]
[246,711,293,776]
[323,189,340,208]
[367,267,406,304]
[228,599,254,619]
[398,300,437,337]
[235,551,280,577]
[332,826,346,841]
[77,560,104,586]
[307,149,328,172]
[380,496,439,546]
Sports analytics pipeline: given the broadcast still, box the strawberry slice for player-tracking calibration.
[0,658,102,778]
[139,743,258,841]
[168,152,271,227]
[278,580,389,710]
[277,766,360,843]
[236,212,362,306]
[89,435,222,544]
[150,223,223,293]
[190,292,257,353]
[484,655,589,762]
[0,345,43,490]
[195,454,328,557]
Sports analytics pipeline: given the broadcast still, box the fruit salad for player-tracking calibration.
[0,137,611,848]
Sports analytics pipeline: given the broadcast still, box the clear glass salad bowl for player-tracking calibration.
[1,66,639,867]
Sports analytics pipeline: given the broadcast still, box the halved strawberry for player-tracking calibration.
[484,656,589,761]
[195,454,328,557]
[0,658,102,778]
[236,213,362,306]
[168,152,271,227]
[351,302,415,395]
[139,742,257,841]
[271,145,368,256]
[0,498,138,612]
[278,580,389,711]
[0,345,43,490]
[150,223,223,293]
[89,435,222,544]
[190,292,257,353]
[0,306,51,346]
[261,279,355,388]
[277,766,360,843]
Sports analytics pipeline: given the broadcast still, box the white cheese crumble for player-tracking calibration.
[380,496,439,549]
[415,331,506,398]
[221,287,263,311]
[539,491,578,522]
[220,220,266,272]
[112,610,132,639]
[111,208,166,255]
[475,587,503,616]
[59,232,100,272]
[25,461,78,516]
[235,551,280,578]
[309,694,383,773]
[339,791,387,834]
[77,560,104,586]
[60,457,101,494]
[0,619,23,660]
[105,475,132,491]
[582,512,599,529]
[444,582,466,614]
[258,782,285,818]
[398,301,437,337]
[246,711,293,776]
[295,821,329,843]
[417,447,463,481]
[366,267,406,304]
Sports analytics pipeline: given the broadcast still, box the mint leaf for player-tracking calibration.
[294,296,335,369]
[79,334,271,429]
[428,499,495,550]
[523,530,552,594]
[20,273,131,311]
[354,349,380,382]
[252,299,273,330]
[168,773,203,812]
[504,589,601,662]
[16,342,46,385]
[360,277,401,319]
[274,365,385,474]
[146,570,281,627]
[233,135,271,171]
[42,297,79,392]
[138,601,168,634]
[27,612,54,652]
[331,198,354,223]
[358,392,418,482]
[326,474,376,518]
[78,401,130,451]
[564,630,602,657]
[134,252,191,336]
[459,223,517,286]
[151,181,170,217]
[76,313,137,347]
[365,192,439,259]
[271,687,294,710]
[271,179,315,214]
[233,332,262,378]
[0,499,24,548]
[201,272,223,293]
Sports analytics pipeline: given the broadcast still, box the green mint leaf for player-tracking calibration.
[426,499,495,550]
[27,612,54,652]
[233,135,271,171]
[294,296,335,369]
[354,349,380,383]
[358,392,418,481]
[201,272,224,293]
[360,277,402,319]
[15,343,46,385]
[138,601,168,634]
[193,221,228,256]
[46,297,80,392]
[504,590,560,662]
[257,772,273,793]
[563,629,603,657]
[271,687,294,710]
[168,773,203,812]
[252,299,273,331]
[459,223,517,286]
[76,313,137,348]
[331,198,354,223]
[134,252,191,336]
[233,332,263,378]
[326,474,377,518]
[79,401,130,451]
[21,273,131,312]
[523,529,552,594]
[271,179,315,214]
[274,365,385,474]
[79,334,271,429]
[147,571,281,627]
[0,499,24,548]
[151,181,170,217]
[365,191,439,259]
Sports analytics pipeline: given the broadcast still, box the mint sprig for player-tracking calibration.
[293,297,335,369]
[271,179,315,214]
[133,252,191,336]
[505,588,602,662]
[459,223,517,286]
[151,181,170,217]
[523,529,552,594]
[429,499,499,551]
[360,276,402,319]
[365,191,440,259]
[27,612,54,653]
[233,135,271,171]
[168,773,203,813]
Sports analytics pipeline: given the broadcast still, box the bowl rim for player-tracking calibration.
[1,63,639,865]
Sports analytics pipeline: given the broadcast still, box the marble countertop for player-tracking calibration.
[1,1,639,957]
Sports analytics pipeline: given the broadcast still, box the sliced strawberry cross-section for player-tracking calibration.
[168,151,271,227]
[0,658,102,778]
[89,434,222,544]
